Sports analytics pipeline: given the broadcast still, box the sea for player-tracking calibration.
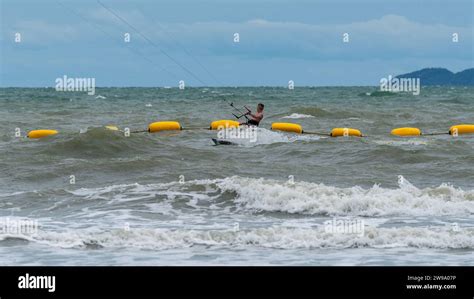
[0,86,473,265]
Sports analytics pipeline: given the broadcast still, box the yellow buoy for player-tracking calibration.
[210,120,240,130]
[27,129,58,139]
[391,127,422,136]
[105,125,119,131]
[330,128,362,137]
[271,123,303,134]
[148,121,182,133]
[449,124,474,135]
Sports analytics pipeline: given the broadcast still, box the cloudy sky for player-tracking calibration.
[1,0,473,86]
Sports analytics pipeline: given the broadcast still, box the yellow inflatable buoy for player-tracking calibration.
[449,124,474,135]
[330,128,362,137]
[271,123,303,134]
[27,130,58,139]
[148,121,182,133]
[391,127,422,136]
[210,120,240,130]
[105,125,119,131]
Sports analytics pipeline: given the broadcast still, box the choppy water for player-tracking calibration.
[0,86,473,265]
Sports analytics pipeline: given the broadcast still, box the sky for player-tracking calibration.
[0,0,473,87]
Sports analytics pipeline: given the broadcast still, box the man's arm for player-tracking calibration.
[249,112,263,122]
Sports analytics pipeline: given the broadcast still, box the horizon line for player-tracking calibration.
[1,85,473,88]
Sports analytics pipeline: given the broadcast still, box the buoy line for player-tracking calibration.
[25,122,474,139]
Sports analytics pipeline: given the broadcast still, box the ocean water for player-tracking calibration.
[0,86,473,265]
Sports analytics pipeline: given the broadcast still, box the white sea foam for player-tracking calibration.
[60,176,474,217]
[215,176,474,216]
[374,139,429,146]
[4,177,474,253]
[216,127,320,146]
[282,113,315,119]
[3,225,472,250]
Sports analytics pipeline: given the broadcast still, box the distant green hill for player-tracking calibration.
[396,68,474,86]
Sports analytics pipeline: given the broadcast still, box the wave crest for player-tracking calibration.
[3,225,472,250]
